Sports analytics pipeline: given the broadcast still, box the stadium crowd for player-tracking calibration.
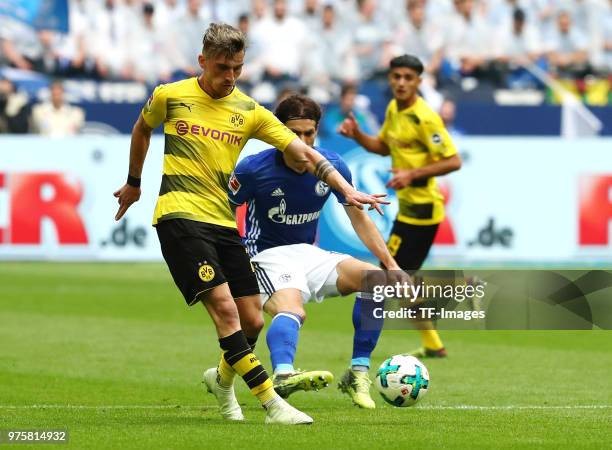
[1,0,612,133]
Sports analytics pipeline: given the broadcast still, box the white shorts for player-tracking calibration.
[251,244,351,304]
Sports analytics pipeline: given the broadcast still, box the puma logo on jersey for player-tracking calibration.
[179,102,194,112]
[271,188,285,197]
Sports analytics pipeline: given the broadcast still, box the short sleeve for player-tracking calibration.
[329,156,353,204]
[141,84,168,129]
[420,113,457,159]
[227,158,255,205]
[377,104,392,144]
[252,104,297,151]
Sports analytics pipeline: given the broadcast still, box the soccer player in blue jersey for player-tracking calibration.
[225,94,407,409]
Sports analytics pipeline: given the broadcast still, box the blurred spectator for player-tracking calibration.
[172,0,211,78]
[485,0,532,29]
[439,98,466,136]
[333,0,360,28]
[0,0,609,104]
[30,80,85,137]
[250,0,309,83]
[123,3,175,84]
[393,0,445,78]
[376,0,408,30]
[564,0,606,67]
[238,12,250,34]
[603,0,612,72]
[321,83,378,136]
[533,0,560,41]
[302,0,322,31]
[546,10,591,78]
[251,0,270,25]
[352,0,394,79]
[54,0,91,77]
[0,17,56,74]
[311,4,359,84]
[216,0,253,25]
[424,0,456,21]
[154,0,184,28]
[237,13,264,88]
[494,8,545,88]
[0,79,30,134]
[564,0,602,35]
[443,0,497,84]
[86,0,130,79]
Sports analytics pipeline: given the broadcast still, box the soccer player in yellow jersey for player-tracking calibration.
[112,23,387,425]
[339,54,462,358]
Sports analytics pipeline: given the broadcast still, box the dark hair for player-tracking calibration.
[340,82,358,98]
[275,94,322,126]
[513,7,526,22]
[389,54,424,75]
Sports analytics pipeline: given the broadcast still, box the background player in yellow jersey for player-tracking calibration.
[339,54,462,358]
[112,23,388,425]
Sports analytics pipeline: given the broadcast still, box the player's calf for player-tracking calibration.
[236,293,266,340]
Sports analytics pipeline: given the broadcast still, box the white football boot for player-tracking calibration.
[264,397,314,425]
[202,367,244,421]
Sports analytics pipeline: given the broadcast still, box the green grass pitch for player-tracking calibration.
[1,263,610,449]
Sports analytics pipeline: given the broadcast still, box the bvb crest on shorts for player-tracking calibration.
[198,264,215,282]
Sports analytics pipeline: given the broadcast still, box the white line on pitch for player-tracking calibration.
[0,405,610,411]
[417,405,612,410]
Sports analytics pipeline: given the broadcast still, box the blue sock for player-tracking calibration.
[351,294,383,369]
[266,312,302,374]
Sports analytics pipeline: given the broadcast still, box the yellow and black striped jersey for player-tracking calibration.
[142,78,296,228]
[378,96,457,225]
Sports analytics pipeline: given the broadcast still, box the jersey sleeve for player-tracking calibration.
[329,156,353,204]
[227,158,255,206]
[420,113,457,159]
[252,104,297,151]
[141,84,168,129]
[377,104,392,144]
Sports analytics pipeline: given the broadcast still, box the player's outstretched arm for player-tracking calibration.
[337,112,389,156]
[113,114,153,220]
[284,138,389,215]
[343,206,400,271]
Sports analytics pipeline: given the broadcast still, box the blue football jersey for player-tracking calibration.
[228,147,353,256]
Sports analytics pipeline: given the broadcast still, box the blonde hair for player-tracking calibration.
[202,23,246,57]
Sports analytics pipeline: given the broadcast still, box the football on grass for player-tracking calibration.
[375,355,429,407]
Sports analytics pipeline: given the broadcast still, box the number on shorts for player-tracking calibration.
[387,233,402,257]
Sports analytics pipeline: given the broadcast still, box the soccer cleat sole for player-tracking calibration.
[274,371,334,399]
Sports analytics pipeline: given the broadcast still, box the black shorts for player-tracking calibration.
[385,220,439,274]
[156,219,259,305]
